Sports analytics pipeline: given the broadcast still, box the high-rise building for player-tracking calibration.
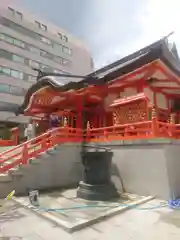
[0,4,93,127]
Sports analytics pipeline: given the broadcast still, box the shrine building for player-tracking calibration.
[17,36,180,141]
[1,35,180,200]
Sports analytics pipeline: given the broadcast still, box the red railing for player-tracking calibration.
[86,121,180,142]
[0,140,14,147]
[156,122,180,138]
[0,127,19,147]
[1,121,180,173]
[0,127,83,174]
[86,121,153,142]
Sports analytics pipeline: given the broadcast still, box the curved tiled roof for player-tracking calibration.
[16,36,180,115]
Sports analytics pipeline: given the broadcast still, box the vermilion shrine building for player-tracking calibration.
[1,36,180,200]
[18,37,180,141]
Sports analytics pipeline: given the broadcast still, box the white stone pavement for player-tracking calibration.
[0,199,180,240]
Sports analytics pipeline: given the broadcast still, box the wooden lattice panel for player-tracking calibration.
[34,95,53,106]
[158,111,169,122]
[114,101,147,124]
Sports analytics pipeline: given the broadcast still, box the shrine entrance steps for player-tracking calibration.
[0,134,180,200]
[0,146,14,153]
[0,143,82,198]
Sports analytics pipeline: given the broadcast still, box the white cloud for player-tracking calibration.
[13,0,180,69]
[95,0,180,68]
[137,0,180,44]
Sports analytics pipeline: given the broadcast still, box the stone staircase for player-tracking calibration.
[0,144,40,180]
[0,142,82,198]
[0,146,17,181]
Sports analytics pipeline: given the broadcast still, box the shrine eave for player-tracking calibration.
[110,93,149,108]
[17,36,180,115]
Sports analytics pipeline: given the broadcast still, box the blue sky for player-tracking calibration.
[4,0,180,68]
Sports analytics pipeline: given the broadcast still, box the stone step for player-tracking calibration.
[46,148,57,155]
[19,164,32,171]
[9,169,24,177]
[0,155,21,165]
[55,144,63,150]
[37,151,49,159]
[0,174,12,182]
[29,158,41,165]
[2,158,20,165]
[0,143,60,175]
[7,162,24,176]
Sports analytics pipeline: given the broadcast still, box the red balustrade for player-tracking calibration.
[86,121,153,142]
[0,127,19,147]
[156,122,180,138]
[0,127,83,174]
[1,122,180,173]
[0,140,14,147]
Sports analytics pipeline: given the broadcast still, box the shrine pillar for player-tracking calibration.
[152,106,158,136]
[11,127,19,145]
[76,97,83,129]
[169,113,175,124]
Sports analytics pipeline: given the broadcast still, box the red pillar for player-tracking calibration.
[11,127,19,145]
[76,97,83,129]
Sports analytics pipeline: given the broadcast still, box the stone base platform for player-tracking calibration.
[12,189,154,233]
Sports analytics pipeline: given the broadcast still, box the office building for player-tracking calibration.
[0,4,93,127]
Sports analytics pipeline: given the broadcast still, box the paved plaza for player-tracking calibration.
[0,193,179,239]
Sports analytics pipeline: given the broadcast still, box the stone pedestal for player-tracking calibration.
[77,151,119,201]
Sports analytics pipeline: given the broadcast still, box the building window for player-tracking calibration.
[13,39,25,48]
[0,33,25,48]
[3,35,14,44]
[1,18,68,51]
[0,102,19,112]
[28,75,37,82]
[29,46,41,55]
[1,18,37,39]
[1,67,11,75]
[40,36,51,45]
[0,50,25,64]
[8,7,15,16]
[0,33,3,41]
[11,70,23,79]
[10,86,24,96]
[40,50,47,57]
[29,60,40,69]
[54,43,63,51]
[41,24,47,31]
[12,54,24,64]
[41,64,52,72]
[40,51,53,60]
[0,67,23,80]
[0,32,71,68]
[0,84,10,93]
[62,59,71,66]
[62,46,71,55]
[54,56,63,64]
[16,11,23,20]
